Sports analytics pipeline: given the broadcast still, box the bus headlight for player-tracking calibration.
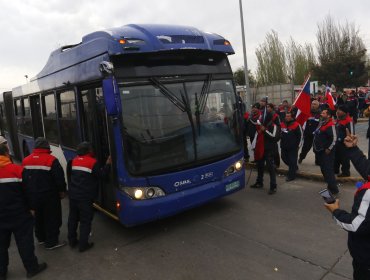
[224,159,244,177]
[122,186,166,200]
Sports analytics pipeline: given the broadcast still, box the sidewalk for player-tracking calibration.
[246,118,369,184]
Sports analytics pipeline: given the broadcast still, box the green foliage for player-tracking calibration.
[255,30,287,85]
[312,15,368,89]
[286,38,316,85]
[233,67,256,87]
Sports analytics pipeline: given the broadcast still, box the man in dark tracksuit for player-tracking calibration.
[22,138,66,250]
[250,110,280,194]
[280,111,302,182]
[325,133,370,279]
[299,100,321,164]
[0,144,47,279]
[313,109,339,194]
[334,105,354,177]
[67,142,111,252]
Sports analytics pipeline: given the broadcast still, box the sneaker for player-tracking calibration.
[337,173,350,177]
[250,182,263,188]
[26,263,47,278]
[268,188,277,195]
[79,242,94,253]
[45,241,67,250]
[285,177,295,182]
[38,241,45,245]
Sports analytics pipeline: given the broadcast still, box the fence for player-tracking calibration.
[237,83,298,107]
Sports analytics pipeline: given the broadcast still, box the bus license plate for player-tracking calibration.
[225,181,240,192]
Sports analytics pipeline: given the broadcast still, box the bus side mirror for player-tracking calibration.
[103,77,122,116]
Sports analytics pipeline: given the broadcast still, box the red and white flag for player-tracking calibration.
[293,75,311,126]
[325,86,336,110]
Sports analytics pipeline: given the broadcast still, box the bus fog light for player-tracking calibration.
[134,189,143,199]
[122,186,166,200]
[224,159,244,177]
[235,161,242,171]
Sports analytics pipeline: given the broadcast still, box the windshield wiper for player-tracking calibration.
[149,78,186,112]
[194,74,212,136]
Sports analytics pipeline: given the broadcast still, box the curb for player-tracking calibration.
[246,162,363,184]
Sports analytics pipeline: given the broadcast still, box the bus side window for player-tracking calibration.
[58,90,79,148]
[21,97,33,136]
[42,93,59,145]
[14,99,23,133]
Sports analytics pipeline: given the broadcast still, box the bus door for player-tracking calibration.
[29,95,44,138]
[80,87,117,214]
[3,91,21,159]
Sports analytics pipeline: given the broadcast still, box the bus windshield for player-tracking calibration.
[119,76,242,175]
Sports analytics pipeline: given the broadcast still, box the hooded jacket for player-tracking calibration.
[22,148,66,207]
[0,156,31,223]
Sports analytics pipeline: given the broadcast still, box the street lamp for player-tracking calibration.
[24,75,28,83]
[238,0,251,108]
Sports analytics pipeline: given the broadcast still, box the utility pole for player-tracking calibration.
[238,0,251,108]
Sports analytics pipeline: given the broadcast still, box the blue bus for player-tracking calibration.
[0,24,245,226]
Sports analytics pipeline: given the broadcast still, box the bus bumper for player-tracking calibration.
[117,172,245,226]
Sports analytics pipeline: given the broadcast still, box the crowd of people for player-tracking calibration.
[243,89,370,279]
[0,137,111,279]
[243,89,365,195]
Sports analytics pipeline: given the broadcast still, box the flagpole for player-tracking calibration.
[293,74,311,105]
[238,0,251,108]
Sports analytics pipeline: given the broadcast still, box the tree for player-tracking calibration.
[313,15,368,89]
[286,38,316,85]
[255,30,287,85]
[233,67,256,87]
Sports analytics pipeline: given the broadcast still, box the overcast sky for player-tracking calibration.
[0,0,369,91]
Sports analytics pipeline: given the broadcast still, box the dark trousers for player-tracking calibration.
[353,259,370,280]
[315,150,339,193]
[33,193,62,247]
[281,148,298,179]
[243,133,250,159]
[0,216,38,275]
[68,199,94,249]
[299,133,314,161]
[334,142,350,175]
[256,152,277,190]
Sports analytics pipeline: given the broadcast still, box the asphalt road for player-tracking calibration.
[6,172,356,280]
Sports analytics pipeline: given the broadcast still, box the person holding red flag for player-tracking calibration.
[334,105,354,177]
[280,111,303,181]
[250,103,280,195]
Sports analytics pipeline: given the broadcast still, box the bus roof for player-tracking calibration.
[12,24,234,96]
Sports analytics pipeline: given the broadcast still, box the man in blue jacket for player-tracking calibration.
[313,109,339,194]
[324,130,370,280]
[0,144,47,279]
[67,142,111,252]
[22,138,66,250]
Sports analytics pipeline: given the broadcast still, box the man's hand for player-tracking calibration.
[59,192,66,199]
[260,125,266,132]
[106,155,112,165]
[325,149,331,155]
[344,128,358,148]
[324,199,340,213]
